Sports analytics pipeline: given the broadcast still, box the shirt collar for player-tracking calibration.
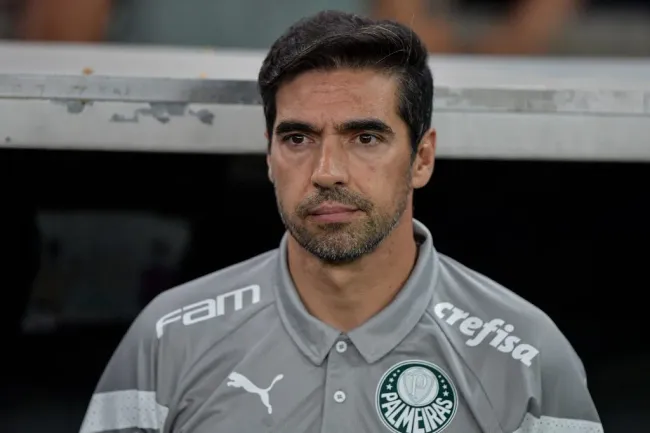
[273,219,440,365]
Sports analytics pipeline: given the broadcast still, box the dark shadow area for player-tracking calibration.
[1,148,648,432]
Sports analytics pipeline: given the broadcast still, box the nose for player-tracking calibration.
[310,141,349,188]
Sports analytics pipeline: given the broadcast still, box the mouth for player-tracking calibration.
[308,202,360,223]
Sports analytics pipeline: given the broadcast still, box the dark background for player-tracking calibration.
[1,148,648,432]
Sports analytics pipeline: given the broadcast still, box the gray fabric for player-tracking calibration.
[80,219,602,433]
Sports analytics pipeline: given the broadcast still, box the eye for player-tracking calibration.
[281,134,310,147]
[355,133,381,146]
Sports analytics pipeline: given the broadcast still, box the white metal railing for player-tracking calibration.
[1,42,649,161]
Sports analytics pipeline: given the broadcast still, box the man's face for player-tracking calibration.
[267,68,420,264]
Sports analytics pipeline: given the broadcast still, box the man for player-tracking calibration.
[79,11,602,433]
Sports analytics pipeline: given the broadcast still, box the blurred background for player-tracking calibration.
[1,1,649,432]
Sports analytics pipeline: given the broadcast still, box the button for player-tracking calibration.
[333,390,346,403]
[335,341,348,353]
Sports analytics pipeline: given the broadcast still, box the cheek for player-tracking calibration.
[355,164,392,205]
[361,163,411,208]
[272,166,309,206]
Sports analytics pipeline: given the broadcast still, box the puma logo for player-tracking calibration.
[226,371,284,414]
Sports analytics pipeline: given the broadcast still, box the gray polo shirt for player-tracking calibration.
[79,219,603,433]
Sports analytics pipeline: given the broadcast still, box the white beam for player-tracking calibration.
[1,42,649,161]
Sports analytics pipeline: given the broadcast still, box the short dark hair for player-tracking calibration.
[258,10,434,154]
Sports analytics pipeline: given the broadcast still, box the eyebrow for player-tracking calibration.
[274,121,320,136]
[336,118,394,136]
[274,118,394,136]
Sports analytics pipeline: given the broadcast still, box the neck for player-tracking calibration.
[287,217,418,332]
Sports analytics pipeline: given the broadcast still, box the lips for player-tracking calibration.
[309,203,358,215]
[306,202,360,223]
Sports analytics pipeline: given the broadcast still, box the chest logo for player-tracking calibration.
[376,360,457,433]
[227,372,284,414]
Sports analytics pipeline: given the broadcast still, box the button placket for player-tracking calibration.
[320,339,353,433]
[330,340,349,405]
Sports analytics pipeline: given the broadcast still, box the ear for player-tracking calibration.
[265,130,274,183]
[411,128,436,189]
[267,160,274,183]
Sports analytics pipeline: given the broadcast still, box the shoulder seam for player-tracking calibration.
[425,309,507,433]
[178,298,276,382]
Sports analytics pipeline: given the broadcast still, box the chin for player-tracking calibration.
[310,221,350,231]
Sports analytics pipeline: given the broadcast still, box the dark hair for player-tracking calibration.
[258,10,434,154]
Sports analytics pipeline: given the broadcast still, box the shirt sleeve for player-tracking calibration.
[78,306,171,433]
[514,321,604,433]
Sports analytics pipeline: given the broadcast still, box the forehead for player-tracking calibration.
[274,68,401,127]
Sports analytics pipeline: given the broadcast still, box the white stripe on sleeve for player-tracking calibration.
[80,390,169,433]
[513,413,604,433]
